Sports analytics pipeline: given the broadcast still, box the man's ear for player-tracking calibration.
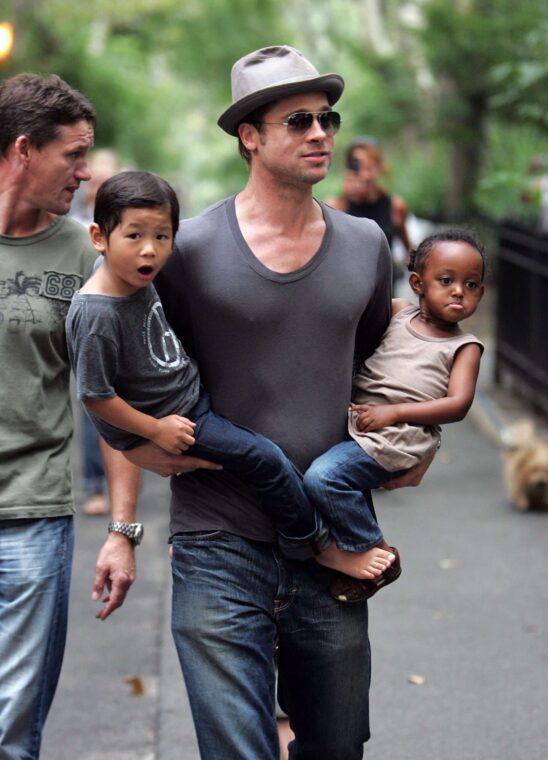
[89,223,106,255]
[238,122,260,155]
[13,135,32,165]
[409,271,423,295]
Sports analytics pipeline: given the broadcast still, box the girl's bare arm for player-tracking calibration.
[352,342,482,432]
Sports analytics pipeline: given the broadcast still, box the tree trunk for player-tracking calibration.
[444,93,488,221]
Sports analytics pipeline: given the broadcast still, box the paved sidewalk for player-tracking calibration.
[41,465,199,760]
[42,293,547,759]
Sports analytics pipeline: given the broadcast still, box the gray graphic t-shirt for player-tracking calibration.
[66,284,200,450]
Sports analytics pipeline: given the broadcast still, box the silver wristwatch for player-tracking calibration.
[108,521,144,546]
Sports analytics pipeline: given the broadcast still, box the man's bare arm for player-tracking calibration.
[92,439,141,620]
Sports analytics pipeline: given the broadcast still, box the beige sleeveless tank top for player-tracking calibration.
[349,305,483,471]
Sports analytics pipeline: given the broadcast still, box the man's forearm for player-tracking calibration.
[92,438,141,620]
[99,437,141,520]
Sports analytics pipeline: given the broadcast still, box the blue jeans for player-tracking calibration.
[171,531,371,760]
[0,517,74,760]
[189,393,328,557]
[304,440,405,552]
[81,407,105,495]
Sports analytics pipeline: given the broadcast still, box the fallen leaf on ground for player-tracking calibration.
[124,675,145,696]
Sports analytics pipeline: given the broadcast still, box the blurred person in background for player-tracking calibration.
[521,153,548,232]
[328,136,412,284]
[72,148,121,515]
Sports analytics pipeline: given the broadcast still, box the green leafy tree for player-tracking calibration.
[420,0,548,220]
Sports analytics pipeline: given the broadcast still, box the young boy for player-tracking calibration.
[66,170,395,575]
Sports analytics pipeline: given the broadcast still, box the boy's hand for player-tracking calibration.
[151,415,196,454]
[351,403,396,432]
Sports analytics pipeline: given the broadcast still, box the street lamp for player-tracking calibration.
[0,22,14,62]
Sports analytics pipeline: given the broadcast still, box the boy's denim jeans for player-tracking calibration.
[304,440,405,552]
[0,517,73,760]
[171,531,371,759]
[189,393,330,558]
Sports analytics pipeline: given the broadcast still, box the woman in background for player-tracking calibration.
[328,136,412,282]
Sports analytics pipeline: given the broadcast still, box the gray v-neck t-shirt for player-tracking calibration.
[155,196,392,541]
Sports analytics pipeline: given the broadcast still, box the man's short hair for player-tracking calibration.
[94,171,180,239]
[0,73,96,158]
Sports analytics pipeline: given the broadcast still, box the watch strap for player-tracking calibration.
[108,521,143,545]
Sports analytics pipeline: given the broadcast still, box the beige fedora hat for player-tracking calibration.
[218,45,345,136]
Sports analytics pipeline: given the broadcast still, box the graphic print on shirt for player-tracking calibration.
[144,299,186,372]
[0,270,81,334]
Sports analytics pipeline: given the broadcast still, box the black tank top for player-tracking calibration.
[346,194,394,246]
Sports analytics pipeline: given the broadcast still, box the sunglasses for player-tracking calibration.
[258,111,341,135]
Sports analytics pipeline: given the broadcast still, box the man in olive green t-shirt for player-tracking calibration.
[0,73,140,759]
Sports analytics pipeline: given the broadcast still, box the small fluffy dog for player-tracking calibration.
[501,419,548,511]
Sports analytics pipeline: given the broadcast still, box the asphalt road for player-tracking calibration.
[41,398,548,760]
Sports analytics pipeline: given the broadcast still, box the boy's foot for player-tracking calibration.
[329,547,402,603]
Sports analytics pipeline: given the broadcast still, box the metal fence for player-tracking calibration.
[495,220,548,414]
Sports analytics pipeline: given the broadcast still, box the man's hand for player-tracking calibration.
[151,415,196,454]
[351,403,397,432]
[123,440,222,478]
[92,533,136,621]
[382,448,436,490]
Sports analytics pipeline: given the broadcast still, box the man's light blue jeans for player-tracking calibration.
[171,530,371,759]
[0,517,74,760]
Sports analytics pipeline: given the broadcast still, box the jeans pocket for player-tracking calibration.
[171,530,223,544]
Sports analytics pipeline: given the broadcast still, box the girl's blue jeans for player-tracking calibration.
[304,440,406,552]
[171,531,371,759]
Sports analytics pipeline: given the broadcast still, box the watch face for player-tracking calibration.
[133,524,144,544]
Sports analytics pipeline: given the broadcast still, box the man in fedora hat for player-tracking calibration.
[125,45,428,758]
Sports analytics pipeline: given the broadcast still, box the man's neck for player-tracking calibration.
[234,174,326,274]
[236,172,321,234]
[0,189,56,237]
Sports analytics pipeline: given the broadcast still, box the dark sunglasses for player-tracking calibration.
[259,111,341,135]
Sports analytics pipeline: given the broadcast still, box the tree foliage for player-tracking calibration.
[1,0,546,221]
[419,0,548,218]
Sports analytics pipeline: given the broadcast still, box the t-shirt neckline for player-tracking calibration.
[225,195,332,283]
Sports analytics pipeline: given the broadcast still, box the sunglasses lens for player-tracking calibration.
[286,112,314,131]
[321,112,341,133]
[286,112,341,134]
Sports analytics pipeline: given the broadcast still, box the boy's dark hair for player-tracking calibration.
[408,227,486,280]
[94,171,180,238]
[0,73,96,158]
